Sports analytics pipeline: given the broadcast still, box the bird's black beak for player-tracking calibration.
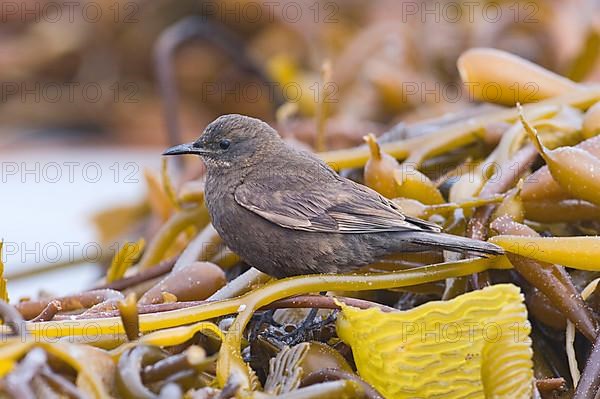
[162,142,208,156]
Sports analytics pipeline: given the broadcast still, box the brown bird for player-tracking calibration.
[163,114,503,278]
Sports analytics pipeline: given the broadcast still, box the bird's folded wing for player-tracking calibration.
[234,179,441,234]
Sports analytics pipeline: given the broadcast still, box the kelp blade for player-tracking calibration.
[337,284,532,399]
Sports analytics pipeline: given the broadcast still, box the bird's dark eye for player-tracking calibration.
[219,139,231,150]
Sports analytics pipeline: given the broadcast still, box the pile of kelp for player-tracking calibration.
[2,48,600,398]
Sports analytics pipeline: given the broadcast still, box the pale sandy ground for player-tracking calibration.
[1,147,161,300]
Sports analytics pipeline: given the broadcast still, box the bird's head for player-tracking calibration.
[162,114,282,168]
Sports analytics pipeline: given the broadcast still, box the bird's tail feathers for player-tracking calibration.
[409,231,504,257]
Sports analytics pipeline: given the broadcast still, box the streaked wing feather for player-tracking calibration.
[234,176,441,234]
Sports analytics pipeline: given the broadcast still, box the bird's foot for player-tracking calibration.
[280,307,341,346]
[249,309,281,342]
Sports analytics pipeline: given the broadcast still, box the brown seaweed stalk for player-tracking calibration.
[142,346,214,384]
[573,333,600,399]
[15,289,124,320]
[30,300,62,322]
[491,216,597,341]
[118,293,140,341]
[467,145,538,288]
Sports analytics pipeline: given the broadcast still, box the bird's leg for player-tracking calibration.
[280,307,320,346]
[249,309,280,342]
[281,291,328,345]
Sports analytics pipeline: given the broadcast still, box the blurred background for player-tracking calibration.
[2,0,600,298]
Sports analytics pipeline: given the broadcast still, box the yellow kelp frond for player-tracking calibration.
[161,157,180,210]
[0,241,8,302]
[457,48,581,105]
[109,321,224,360]
[336,284,532,399]
[140,320,223,347]
[106,238,145,283]
[490,235,600,271]
[144,168,174,222]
